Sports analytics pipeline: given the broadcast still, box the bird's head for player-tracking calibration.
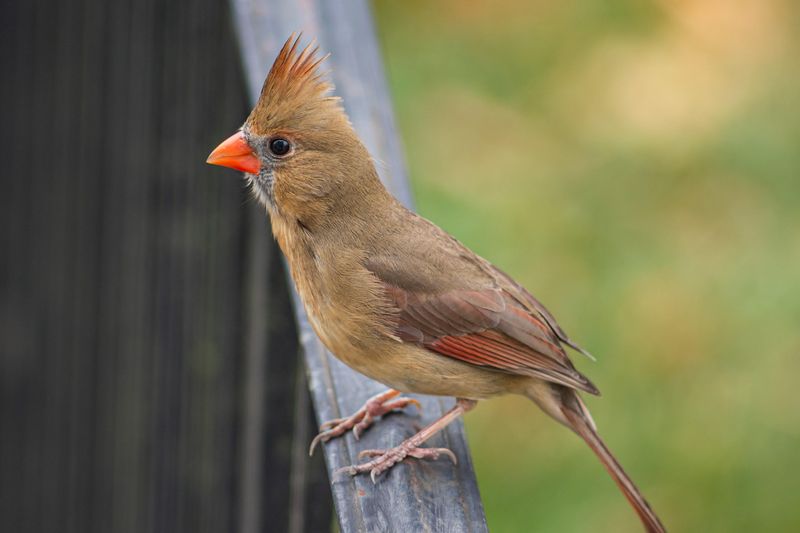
[207,35,384,231]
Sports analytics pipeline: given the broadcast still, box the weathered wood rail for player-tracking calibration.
[229,1,488,531]
[0,0,487,531]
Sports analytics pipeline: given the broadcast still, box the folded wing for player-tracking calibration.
[382,284,599,395]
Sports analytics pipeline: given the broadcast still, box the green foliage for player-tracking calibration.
[374,1,800,531]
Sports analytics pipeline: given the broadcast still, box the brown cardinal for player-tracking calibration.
[207,35,666,532]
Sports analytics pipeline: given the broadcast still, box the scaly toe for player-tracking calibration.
[357,448,388,460]
[383,397,422,414]
[352,414,375,440]
[309,392,422,456]
[309,412,368,456]
[406,446,458,464]
[336,443,458,482]
[308,430,331,456]
[319,417,345,431]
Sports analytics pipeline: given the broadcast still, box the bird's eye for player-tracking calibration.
[269,138,291,156]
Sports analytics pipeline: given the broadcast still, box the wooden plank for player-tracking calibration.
[228,1,489,531]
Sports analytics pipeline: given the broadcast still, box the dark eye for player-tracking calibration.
[269,137,291,156]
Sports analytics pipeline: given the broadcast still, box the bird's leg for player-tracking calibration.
[309,389,421,455]
[336,398,477,483]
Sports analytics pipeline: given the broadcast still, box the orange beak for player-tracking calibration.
[206,131,261,173]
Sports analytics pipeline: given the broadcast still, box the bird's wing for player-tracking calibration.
[483,263,596,361]
[370,270,599,395]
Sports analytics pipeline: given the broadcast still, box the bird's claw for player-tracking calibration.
[309,392,421,456]
[319,417,345,431]
[335,443,458,483]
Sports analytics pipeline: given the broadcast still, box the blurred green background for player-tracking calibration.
[373,1,800,531]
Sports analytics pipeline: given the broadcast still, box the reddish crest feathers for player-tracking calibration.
[246,34,337,133]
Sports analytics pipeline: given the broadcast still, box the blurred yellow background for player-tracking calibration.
[374,1,800,531]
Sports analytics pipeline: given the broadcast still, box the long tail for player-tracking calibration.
[561,391,666,533]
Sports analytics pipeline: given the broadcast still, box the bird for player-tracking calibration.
[207,35,666,532]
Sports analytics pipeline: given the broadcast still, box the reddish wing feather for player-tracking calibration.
[384,285,598,395]
[490,265,595,360]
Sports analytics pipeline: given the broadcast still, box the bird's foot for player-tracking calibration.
[333,398,474,483]
[335,442,457,483]
[309,389,421,455]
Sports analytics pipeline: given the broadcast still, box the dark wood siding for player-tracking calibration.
[0,0,330,532]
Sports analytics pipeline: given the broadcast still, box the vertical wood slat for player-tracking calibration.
[228,1,489,531]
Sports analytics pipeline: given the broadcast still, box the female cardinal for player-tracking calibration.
[208,35,666,532]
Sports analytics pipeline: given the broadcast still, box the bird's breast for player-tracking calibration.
[272,219,519,398]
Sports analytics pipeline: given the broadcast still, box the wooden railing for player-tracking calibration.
[229,1,488,531]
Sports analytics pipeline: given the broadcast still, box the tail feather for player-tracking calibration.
[561,393,666,533]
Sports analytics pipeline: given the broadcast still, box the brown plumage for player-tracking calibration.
[208,35,666,532]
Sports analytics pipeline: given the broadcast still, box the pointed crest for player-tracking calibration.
[246,34,336,133]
